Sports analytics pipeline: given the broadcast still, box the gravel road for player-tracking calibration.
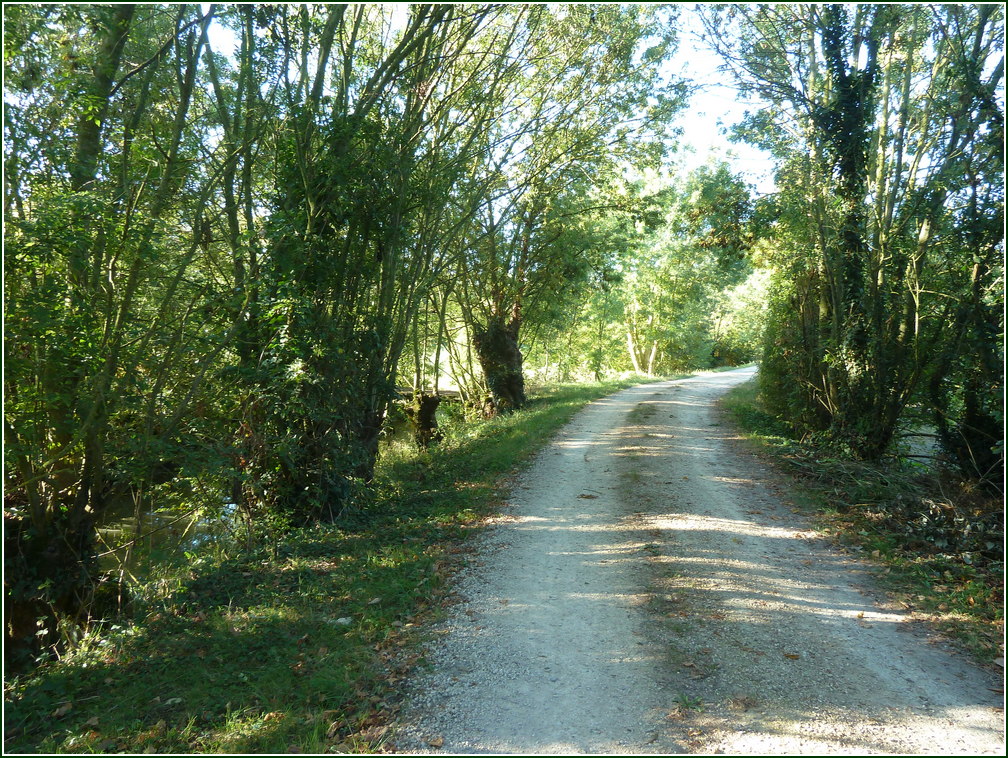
[392,367,1005,754]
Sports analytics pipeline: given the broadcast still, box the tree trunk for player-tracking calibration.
[406,392,443,449]
[473,318,526,413]
[626,329,642,373]
[646,340,659,376]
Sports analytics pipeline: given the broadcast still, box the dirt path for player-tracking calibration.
[392,368,1004,754]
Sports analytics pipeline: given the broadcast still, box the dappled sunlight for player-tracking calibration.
[508,514,640,534]
[703,701,1006,756]
[709,475,760,486]
[479,493,914,631]
[647,513,814,541]
[566,591,652,605]
[553,435,619,451]
[393,369,1002,756]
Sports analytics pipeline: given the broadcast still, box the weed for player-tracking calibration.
[674,693,704,711]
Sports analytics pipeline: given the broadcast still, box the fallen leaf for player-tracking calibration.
[577,493,598,499]
[51,703,72,718]
[368,597,381,605]
[357,724,389,742]
[857,611,865,619]
[85,716,100,727]
[681,476,689,481]
[428,736,445,748]
[783,653,800,660]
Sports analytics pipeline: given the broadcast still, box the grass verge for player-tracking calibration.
[720,378,1004,666]
[3,377,657,754]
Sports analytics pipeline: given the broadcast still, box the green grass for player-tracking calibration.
[3,377,656,754]
[720,378,1004,665]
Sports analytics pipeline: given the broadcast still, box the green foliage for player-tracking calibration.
[705,4,1005,474]
[620,163,762,376]
[451,5,687,407]
[3,2,242,665]
[521,163,770,380]
[710,267,771,366]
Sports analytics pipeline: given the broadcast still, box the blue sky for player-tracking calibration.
[202,4,778,196]
[665,7,778,196]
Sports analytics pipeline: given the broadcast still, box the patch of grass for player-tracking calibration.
[720,378,1004,665]
[719,378,793,442]
[627,401,659,425]
[3,377,654,755]
[673,693,704,712]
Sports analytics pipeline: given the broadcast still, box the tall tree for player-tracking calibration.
[453,4,686,411]
[4,4,225,663]
[702,4,1004,467]
[228,4,531,521]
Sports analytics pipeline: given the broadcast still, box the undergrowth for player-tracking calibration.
[3,377,657,754]
[721,378,1004,665]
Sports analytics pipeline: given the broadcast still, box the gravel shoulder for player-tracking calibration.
[391,367,1005,754]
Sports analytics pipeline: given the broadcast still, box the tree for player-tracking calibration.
[229,4,525,521]
[4,4,228,664]
[621,163,756,375]
[451,4,686,412]
[703,4,1004,470]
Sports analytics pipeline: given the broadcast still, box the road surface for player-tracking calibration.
[393,367,1004,754]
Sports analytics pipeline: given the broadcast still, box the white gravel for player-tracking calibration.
[391,367,1005,755]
